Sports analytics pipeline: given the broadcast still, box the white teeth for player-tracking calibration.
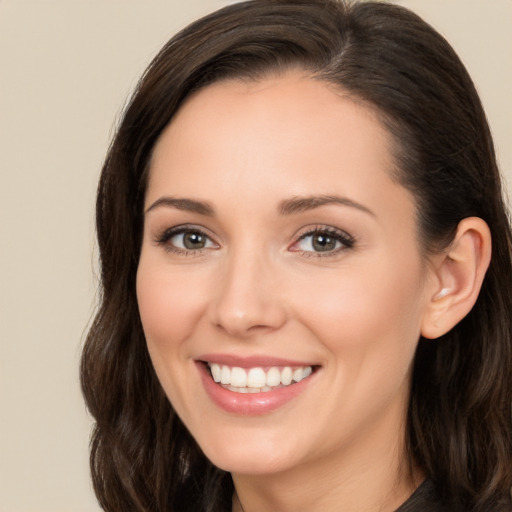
[208,363,314,392]
[211,364,221,383]
[292,367,305,382]
[281,367,293,386]
[247,367,266,388]
[227,386,264,393]
[231,367,247,387]
[266,367,281,387]
[220,365,230,385]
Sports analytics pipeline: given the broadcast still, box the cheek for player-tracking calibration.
[136,261,211,412]
[292,253,425,365]
[290,258,425,435]
[136,264,207,350]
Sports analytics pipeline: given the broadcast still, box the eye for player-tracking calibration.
[172,230,214,250]
[290,227,354,255]
[155,225,218,254]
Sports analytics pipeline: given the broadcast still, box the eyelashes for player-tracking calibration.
[153,224,355,257]
[153,224,219,255]
[290,226,355,255]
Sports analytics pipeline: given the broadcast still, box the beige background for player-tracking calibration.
[0,1,510,510]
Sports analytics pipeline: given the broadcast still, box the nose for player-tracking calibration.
[209,248,287,338]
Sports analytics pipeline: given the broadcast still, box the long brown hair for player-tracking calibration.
[81,1,512,510]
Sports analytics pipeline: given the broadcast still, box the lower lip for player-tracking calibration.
[197,362,315,415]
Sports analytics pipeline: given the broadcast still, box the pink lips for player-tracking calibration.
[196,354,317,415]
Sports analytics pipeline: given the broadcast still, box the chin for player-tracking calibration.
[197,431,300,475]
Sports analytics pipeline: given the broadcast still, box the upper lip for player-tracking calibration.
[196,353,317,368]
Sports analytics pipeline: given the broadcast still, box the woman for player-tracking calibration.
[80,1,512,511]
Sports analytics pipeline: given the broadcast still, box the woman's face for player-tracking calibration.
[137,72,436,476]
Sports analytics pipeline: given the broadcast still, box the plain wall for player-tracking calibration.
[0,1,510,510]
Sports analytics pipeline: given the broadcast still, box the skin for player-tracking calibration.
[136,72,442,512]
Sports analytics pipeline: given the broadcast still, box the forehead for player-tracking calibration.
[156,73,390,157]
[151,74,389,177]
[146,72,415,229]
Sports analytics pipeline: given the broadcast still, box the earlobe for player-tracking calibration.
[421,217,492,339]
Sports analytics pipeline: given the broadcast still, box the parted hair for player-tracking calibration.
[80,1,512,511]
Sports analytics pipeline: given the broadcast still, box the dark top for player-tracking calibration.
[395,480,451,512]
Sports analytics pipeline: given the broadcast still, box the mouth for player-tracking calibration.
[195,356,319,414]
[195,353,320,414]
[206,362,314,393]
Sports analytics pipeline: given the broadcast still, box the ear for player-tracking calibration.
[421,217,492,339]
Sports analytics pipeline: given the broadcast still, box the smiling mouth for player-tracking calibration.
[206,362,315,393]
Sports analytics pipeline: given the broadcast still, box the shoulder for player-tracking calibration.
[396,480,512,512]
[395,480,454,512]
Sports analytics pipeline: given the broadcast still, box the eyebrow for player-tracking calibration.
[145,197,215,216]
[144,194,375,218]
[279,195,375,217]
